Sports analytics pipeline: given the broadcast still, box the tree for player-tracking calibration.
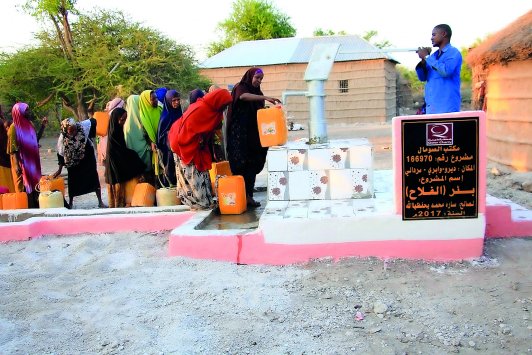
[313,29,347,36]
[460,45,472,103]
[0,0,209,120]
[22,0,84,117]
[396,65,425,97]
[362,30,392,49]
[312,29,392,47]
[0,46,66,118]
[23,0,78,60]
[207,0,296,57]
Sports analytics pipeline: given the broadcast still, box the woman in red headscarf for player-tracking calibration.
[7,102,48,207]
[169,88,232,210]
[226,67,280,207]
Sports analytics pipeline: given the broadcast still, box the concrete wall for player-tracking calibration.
[200,59,396,125]
[484,60,532,171]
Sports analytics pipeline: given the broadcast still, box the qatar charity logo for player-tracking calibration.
[426,123,453,146]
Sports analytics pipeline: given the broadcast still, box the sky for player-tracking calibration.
[1,0,530,68]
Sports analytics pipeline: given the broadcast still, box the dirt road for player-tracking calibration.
[0,233,530,354]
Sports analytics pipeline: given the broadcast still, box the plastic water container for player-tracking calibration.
[217,175,247,215]
[156,187,180,206]
[209,161,232,191]
[94,111,110,136]
[131,183,156,207]
[39,191,64,209]
[124,177,139,207]
[38,176,65,196]
[0,185,8,209]
[257,105,288,147]
[2,192,28,210]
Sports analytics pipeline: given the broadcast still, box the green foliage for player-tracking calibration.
[0,5,209,119]
[208,0,296,56]
[361,30,392,49]
[396,65,424,97]
[71,10,210,104]
[460,46,472,87]
[362,30,378,41]
[0,47,66,118]
[23,0,77,18]
[207,38,235,58]
[313,29,347,36]
[314,28,335,36]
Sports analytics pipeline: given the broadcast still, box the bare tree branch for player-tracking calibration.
[36,92,55,107]
[60,93,77,118]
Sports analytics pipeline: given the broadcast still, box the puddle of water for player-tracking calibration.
[196,191,266,230]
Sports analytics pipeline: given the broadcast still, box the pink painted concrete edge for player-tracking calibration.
[485,204,532,238]
[392,111,487,215]
[168,231,484,264]
[0,212,195,243]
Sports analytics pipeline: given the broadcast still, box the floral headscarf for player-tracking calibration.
[60,118,88,168]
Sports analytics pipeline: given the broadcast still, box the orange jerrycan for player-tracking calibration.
[217,175,247,215]
[124,177,139,207]
[131,183,156,207]
[257,105,288,147]
[38,175,65,196]
[209,161,232,191]
[0,186,8,209]
[2,192,28,210]
[94,111,110,136]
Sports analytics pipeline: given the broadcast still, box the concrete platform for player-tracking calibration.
[485,195,532,238]
[168,170,491,263]
[0,206,192,242]
[1,173,530,264]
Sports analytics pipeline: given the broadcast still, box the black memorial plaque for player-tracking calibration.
[401,117,479,220]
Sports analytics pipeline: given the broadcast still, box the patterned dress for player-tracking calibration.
[174,154,214,210]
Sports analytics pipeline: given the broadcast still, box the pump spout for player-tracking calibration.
[281,90,308,105]
[281,43,340,145]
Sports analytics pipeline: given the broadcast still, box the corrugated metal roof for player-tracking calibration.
[200,35,396,69]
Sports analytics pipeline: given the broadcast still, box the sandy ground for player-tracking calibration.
[0,123,531,354]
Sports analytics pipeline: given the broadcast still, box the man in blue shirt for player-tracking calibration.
[416,24,462,114]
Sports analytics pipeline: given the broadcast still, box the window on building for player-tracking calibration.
[338,79,348,93]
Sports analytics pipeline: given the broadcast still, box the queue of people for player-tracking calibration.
[0,69,281,211]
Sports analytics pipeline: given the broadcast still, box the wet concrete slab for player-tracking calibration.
[196,191,267,230]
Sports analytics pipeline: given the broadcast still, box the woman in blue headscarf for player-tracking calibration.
[155,87,168,105]
[157,89,182,187]
[189,89,205,105]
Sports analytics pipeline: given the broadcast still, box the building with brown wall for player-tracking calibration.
[467,11,532,171]
[200,36,398,124]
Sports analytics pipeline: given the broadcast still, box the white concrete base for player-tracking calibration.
[259,199,486,245]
